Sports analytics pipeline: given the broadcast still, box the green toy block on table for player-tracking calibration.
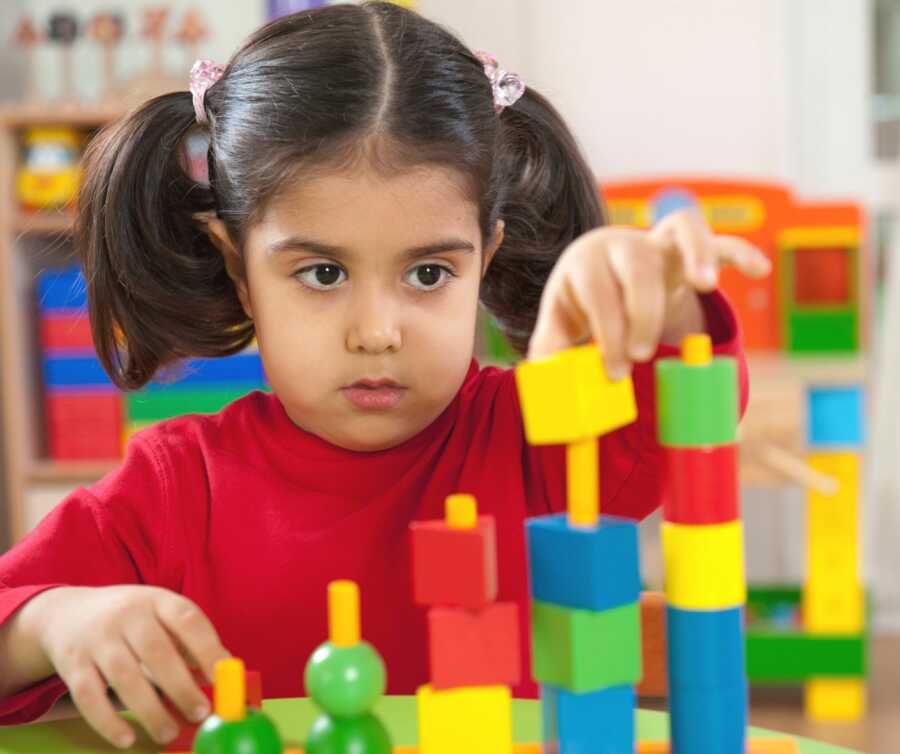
[531,600,642,692]
[746,633,867,682]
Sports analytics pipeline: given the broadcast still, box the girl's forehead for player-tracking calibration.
[260,164,478,229]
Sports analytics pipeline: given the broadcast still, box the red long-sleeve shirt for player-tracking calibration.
[0,291,746,725]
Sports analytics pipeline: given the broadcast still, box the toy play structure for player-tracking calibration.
[601,178,867,355]
[160,335,805,753]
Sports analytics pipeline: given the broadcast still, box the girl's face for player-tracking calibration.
[212,164,503,452]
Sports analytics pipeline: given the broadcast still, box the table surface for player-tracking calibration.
[0,697,862,754]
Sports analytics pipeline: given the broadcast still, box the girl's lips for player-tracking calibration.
[341,384,407,410]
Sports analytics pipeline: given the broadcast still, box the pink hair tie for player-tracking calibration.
[474,51,525,114]
[190,59,225,125]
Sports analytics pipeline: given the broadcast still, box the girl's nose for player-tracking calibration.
[345,290,402,354]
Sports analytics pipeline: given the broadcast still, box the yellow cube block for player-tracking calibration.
[807,452,860,585]
[662,521,746,610]
[802,579,865,633]
[417,684,513,754]
[805,678,866,721]
[515,344,637,445]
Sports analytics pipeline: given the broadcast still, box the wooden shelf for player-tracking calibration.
[0,104,126,128]
[28,459,118,484]
[12,211,75,235]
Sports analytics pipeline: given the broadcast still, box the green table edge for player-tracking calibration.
[0,697,862,754]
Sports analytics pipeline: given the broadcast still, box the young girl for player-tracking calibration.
[0,2,767,749]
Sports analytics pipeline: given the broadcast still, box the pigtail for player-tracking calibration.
[76,92,253,390]
[480,88,606,355]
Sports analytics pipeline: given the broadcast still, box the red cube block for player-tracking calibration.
[662,444,739,524]
[41,314,94,351]
[46,391,123,460]
[428,602,521,689]
[165,669,262,751]
[410,515,497,609]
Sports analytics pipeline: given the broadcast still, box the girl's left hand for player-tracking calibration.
[527,208,771,378]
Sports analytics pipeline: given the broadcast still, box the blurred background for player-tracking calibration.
[0,0,898,751]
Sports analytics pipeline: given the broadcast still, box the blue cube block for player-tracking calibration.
[666,606,746,689]
[147,354,266,390]
[527,514,640,612]
[807,385,864,448]
[669,682,747,754]
[542,684,635,754]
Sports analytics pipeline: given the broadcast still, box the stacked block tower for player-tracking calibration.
[656,334,748,753]
[515,344,642,753]
[38,267,122,460]
[303,581,392,753]
[410,494,521,754]
[803,385,866,720]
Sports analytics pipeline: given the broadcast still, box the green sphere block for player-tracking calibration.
[655,357,737,447]
[531,600,642,693]
[193,708,282,754]
[304,641,386,717]
[305,712,392,754]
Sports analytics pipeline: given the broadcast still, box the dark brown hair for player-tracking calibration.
[77,1,605,390]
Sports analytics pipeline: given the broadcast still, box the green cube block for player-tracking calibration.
[531,600,641,693]
[746,632,867,682]
[655,357,737,447]
[786,309,858,354]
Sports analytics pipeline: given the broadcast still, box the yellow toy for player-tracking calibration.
[16,126,83,210]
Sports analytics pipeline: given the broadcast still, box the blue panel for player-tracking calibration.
[666,606,746,689]
[542,684,635,754]
[807,385,864,448]
[147,354,266,390]
[650,188,699,224]
[37,267,87,312]
[526,514,640,612]
[45,353,266,389]
[44,355,112,387]
[669,682,747,754]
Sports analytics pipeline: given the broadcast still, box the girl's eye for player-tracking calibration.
[296,264,346,290]
[405,264,453,290]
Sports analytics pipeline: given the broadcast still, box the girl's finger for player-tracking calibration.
[713,235,772,277]
[154,593,230,685]
[527,264,591,360]
[94,645,179,746]
[124,619,211,726]
[650,209,718,291]
[565,246,630,379]
[606,240,666,362]
[56,657,137,749]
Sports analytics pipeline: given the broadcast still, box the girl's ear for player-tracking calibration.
[482,219,505,277]
[201,214,254,319]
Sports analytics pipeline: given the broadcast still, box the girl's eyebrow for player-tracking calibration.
[267,236,476,261]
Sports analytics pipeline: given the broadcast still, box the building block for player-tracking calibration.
[666,606,745,690]
[127,387,263,422]
[37,266,88,310]
[46,391,123,460]
[526,514,640,612]
[531,600,641,692]
[661,521,746,610]
[793,246,850,305]
[541,684,635,754]
[786,309,858,354]
[746,632,867,681]
[806,386,864,447]
[427,602,521,689]
[637,592,668,698]
[410,514,497,609]
[804,678,866,721]
[416,684,512,754]
[802,579,865,634]
[655,353,738,447]
[164,669,261,752]
[661,444,739,524]
[668,681,747,754]
[40,313,94,350]
[44,355,114,388]
[514,344,637,445]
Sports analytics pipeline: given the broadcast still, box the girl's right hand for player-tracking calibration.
[31,585,230,749]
